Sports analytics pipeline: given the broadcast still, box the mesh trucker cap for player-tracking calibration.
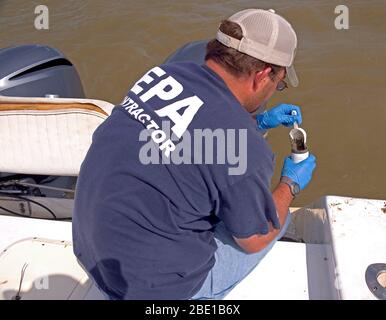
[216,8,299,87]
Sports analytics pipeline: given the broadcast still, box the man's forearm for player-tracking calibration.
[272,182,294,228]
[256,182,294,242]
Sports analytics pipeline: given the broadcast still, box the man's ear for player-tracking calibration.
[253,67,271,91]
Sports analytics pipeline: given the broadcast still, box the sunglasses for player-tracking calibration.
[276,80,288,91]
[266,64,288,92]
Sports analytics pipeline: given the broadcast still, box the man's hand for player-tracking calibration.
[281,154,317,190]
[256,104,302,130]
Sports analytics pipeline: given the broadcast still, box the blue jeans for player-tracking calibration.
[190,213,291,300]
[87,213,291,300]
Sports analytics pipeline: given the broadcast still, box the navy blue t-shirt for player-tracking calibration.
[72,62,279,300]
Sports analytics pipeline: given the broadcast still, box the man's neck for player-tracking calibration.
[205,59,250,107]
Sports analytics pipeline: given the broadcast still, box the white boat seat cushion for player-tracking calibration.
[0,96,114,176]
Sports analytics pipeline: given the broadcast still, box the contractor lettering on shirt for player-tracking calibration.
[121,66,204,157]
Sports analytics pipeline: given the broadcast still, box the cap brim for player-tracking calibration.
[286,65,299,87]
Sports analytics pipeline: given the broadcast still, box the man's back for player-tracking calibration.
[72,62,276,299]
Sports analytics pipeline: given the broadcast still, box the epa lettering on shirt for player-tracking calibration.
[130,66,204,138]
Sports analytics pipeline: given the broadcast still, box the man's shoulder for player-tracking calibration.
[250,132,275,167]
[160,61,204,75]
[161,60,202,69]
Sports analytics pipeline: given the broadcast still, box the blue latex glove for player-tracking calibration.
[281,154,317,190]
[256,104,302,130]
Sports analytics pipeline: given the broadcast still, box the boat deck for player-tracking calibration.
[0,196,385,300]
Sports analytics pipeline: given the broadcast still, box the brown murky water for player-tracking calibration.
[0,0,385,206]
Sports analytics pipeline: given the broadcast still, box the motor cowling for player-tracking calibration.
[0,45,85,98]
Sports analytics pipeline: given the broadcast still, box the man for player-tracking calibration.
[73,8,316,300]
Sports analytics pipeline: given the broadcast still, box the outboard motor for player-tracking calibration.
[0,45,85,200]
[0,45,85,98]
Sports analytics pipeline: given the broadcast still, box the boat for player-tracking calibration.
[0,43,385,300]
